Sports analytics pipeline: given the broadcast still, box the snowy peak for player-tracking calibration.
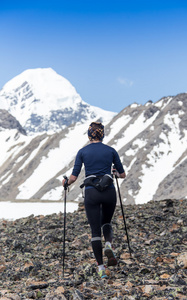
[2,68,80,109]
[0,68,116,133]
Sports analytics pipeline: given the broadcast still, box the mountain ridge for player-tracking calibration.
[0,69,186,205]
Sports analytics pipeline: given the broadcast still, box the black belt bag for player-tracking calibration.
[80,174,113,191]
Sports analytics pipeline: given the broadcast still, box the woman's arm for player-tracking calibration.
[118,171,126,178]
[62,174,77,187]
[68,175,77,185]
[113,170,126,178]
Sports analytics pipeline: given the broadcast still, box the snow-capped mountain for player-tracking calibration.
[0,69,186,205]
[0,68,115,133]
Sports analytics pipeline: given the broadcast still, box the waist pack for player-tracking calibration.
[80,174,113,192]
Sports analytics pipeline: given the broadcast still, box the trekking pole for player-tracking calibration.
[62,176,69,277]
[113,169,132,257]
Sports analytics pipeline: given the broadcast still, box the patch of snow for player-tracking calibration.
[126,157,137,172]
[145,101,152,106]
[15,152,28,164]
[74,193,83,202]
[0,201,78,220]
[126,139,147,156]
[41,186,63,201]
[134,139,147,148]
[114,110,160,151]
[104,115,132,144]
[17,137,48,172]
[125,148,136,156]
[178,110,185,116]
[0,130,34,167]
[155,97,172,109]
[130,103,139,108]
[1,173,13,185]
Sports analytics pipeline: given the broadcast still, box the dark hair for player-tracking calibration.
[88,122,104,141]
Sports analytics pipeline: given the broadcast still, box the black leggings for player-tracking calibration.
[84,187,117,264]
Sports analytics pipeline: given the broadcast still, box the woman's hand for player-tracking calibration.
[62,177,68,188]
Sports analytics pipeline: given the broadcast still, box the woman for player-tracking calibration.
[62,122,126,278]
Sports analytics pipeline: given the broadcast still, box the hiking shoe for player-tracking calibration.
[104,245,117,266]
[98,269,109,279]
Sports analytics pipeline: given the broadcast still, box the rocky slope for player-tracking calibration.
[0,198,186,299]
[0,109,26,135]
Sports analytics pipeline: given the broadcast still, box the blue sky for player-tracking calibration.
[1,0,187,112]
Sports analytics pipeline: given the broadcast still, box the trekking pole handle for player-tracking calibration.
[63,176,69,191]
[112,165,119,178]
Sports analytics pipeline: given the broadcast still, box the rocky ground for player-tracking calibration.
[0,198,187,299]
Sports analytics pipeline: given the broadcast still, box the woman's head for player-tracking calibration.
[88,122,104,141]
